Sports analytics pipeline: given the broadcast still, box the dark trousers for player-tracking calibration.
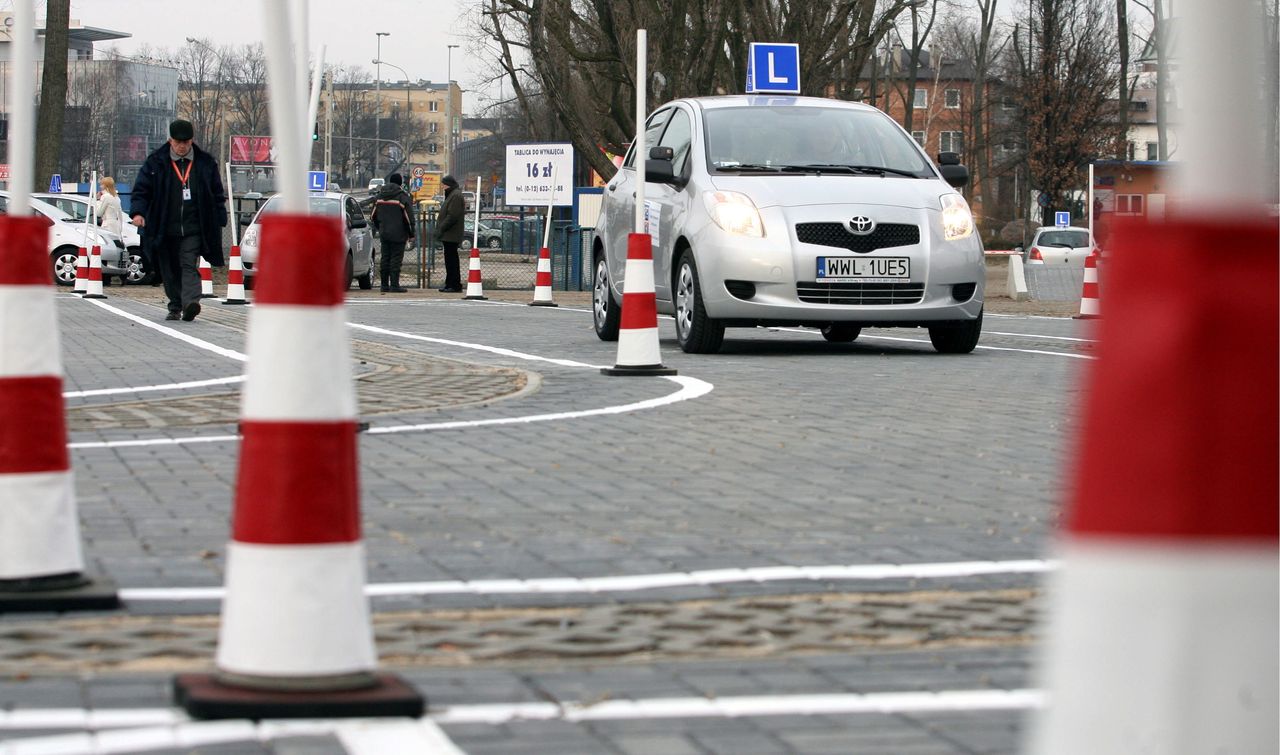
[442,241,461,289]
[157,235,202,313]
[380,239,406,286]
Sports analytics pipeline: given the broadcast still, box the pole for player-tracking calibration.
[471,175,483,250]
[374,32,389,179]
[633,29,647,234]
[325,71,334,180]
[10,0,33,209]
[1087,162,1094,241]
[542,164,557,248]
[447,44,458,175]
[262,2,306,212]
[225,162,239,247]
[306,47,326,170]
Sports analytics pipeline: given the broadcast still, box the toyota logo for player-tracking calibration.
[846,216,876,235]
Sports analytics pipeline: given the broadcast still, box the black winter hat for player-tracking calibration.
[388,173,403,185]
[169,119,194,141]
[441,174,459,188]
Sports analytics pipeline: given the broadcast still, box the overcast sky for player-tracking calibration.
[66,0,490,111]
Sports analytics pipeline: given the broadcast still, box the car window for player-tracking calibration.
[59,199,88,221]
[256,195,342,221]
[345,197,365,225]
[624,109,674,169]
[703,106,932,176]
[657,108,694,174]
[1038,230,1090,248]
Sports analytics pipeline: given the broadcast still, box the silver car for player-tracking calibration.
[240,192,376,290]
[1026,226,1095,267]
[0,190,129,286]
[594,96,984,354]
[32,193,149,285]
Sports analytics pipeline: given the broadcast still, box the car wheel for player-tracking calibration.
[592,252,620,341]
[50,247,78,286]
[101,275,113,287]
[821,324,861,343]
[460,239,473,252]
[122,249,151,285]
[674,251,725,354]
[243,275,255,291]
[928,309,983,354]
[486,236,502,250]
[343,252,354,290]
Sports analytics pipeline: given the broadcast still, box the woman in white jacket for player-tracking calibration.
[95,176,123,237]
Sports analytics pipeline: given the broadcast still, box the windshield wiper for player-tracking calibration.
[780,164,923,178]
[713,163,786,172]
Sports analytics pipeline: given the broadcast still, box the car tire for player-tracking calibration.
[928,309,983,354]
[122,249,152,285]
[674,251,724,354]
[592,252,620,341]
[486,236,502,250]
[356,250,373,289]
[821,324,862,343]
[51,247,78,286]
[343,252,354,290]
[460,239,473,252]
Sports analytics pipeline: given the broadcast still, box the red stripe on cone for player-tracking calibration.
[228,247,243,285]
[468,249,483,282]
[256,215,345,306]
[0,217,51,285]
[620,291,659,330]
[0,376,68,474]
[234,420,360,544]
[1068,218,1279,542]
[88,247,102,281]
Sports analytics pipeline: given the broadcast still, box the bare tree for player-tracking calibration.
[175,37,232,152]
[35,0,70,190]
[886,0,941,136]
[1115,0,1130,159]
[940,0,1007,211]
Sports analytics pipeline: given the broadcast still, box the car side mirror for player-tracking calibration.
[937,151,961,166]
[940,163,969,188]
[350,218,368,229]
[645,146,678,185]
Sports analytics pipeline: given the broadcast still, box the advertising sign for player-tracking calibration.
[504,143,574,206]
[230,135,276,164]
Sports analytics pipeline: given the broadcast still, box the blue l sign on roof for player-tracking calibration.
[48,174,62,193]
[746,43,800,94]
[307,171,327,192]
[1055,211,1070,227]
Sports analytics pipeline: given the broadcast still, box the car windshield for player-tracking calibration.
[1038,230,1090,248]
[257,196,342,219]
[704,106,933,177]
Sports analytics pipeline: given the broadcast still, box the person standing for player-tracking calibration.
[95,177,123,237]
[129,119,227,321]
[437,174,465,293]
[371,173,416,293]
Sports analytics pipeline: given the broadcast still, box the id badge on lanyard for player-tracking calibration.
[182,186,192,201]
[172,159,194,202]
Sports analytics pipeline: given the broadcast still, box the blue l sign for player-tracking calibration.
[746,43,800,94]
[1055,211,1070,227]
[307,171,327,192]
[48,174,62,193]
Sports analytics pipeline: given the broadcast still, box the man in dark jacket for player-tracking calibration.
[371,173,416,293]
[437,174,465,292]
[130,119,227,321]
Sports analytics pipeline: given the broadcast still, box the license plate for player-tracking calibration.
[817,256,910,280]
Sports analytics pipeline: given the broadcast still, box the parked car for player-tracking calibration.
[32,194,150,283]
[1025,226,1095,267]
[593,95,984,354]
[0,190,135,286]
[239,191,376,290]
[367,178,385,194]
[462,219,503,251]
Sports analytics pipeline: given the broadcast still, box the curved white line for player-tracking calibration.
[80,298,247,362]
[116,558,1055,602]
[64,376,245,399]
[348,322,603,369]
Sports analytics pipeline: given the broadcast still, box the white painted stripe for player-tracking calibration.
[64,376,244,399]
[0,472,83,579]
[217,541,376,676]
[117,558,1054,602]
[336,720,465,755]
[1029,541,1278,755]
[614,326,662,367]
[348,323,601,369]
[80,299,247,362]
[985,331,1094,343]
[241,306,356,420]
[0,287,60,377]
[770,326,1093,359]
[69,435,240,451]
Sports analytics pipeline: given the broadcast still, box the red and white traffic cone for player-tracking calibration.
[81,245,107,299]
[221,244,247,305]
[1073,251,1099,319]
[1028,218,1278,754]
[198,256,216,298]
[529,245,558,307]
[0,216,118,612]
[602,233,676,376]
[173,215,423,719]
[462,245,487,300]
[72,245,88,294]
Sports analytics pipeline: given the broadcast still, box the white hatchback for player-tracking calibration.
[0,190,130,286]
[594,96,984,354]
[1026,226,1095,267]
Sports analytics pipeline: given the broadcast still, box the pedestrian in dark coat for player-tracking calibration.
[129,119,227,321]
[371,173,416,292]
[437,174,465,292]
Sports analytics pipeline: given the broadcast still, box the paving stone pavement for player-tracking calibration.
[0,287,1088,753]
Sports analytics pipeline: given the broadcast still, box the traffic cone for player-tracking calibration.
[1027,217,1278,754]
[198,256,216,298]
[0,216,118,612]
[173,214,423,719]
[462,245,487,300]
[222,244,247,305]
[529,245,557,307]
[602,233,676,376]
[72,245,88,294]
[80,245,107,299]
[1073,251,1100,319]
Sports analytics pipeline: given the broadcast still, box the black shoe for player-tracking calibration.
[181,302,201,321]
[165,311,180,321]
[439,286,462,293]
[381,286,391,293]
[390,286,408,293]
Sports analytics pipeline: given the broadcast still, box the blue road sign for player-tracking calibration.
[307,171,327,192]
[1055,211,1071,227]
[746,43,800,94]
[48,174,62,193]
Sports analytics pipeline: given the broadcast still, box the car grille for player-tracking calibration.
[797,281,925,305]
[795,222,919,253]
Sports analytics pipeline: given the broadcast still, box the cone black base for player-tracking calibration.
[0,574,120,612]
[462,295,488,300]
[221,299,248,305]
[601,364,678,376]
[80,293,107,299]
[174,673,425,720]
[529,301,559,307]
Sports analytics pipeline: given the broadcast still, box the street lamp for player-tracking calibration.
[373,58,412,169]
[374,31,390,179]
[446,44,459,175]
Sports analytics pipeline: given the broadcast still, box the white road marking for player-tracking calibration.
[79,298,247,362]
[769,326,1094,359]
[986,330,1095,343]
[348,322,604,369]
[64,376,245,399]
[117,559,1055,602]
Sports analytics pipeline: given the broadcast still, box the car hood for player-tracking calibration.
[707,174,944,210]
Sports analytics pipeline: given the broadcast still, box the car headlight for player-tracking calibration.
[940,193,974,241]
[703,191,765,237]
